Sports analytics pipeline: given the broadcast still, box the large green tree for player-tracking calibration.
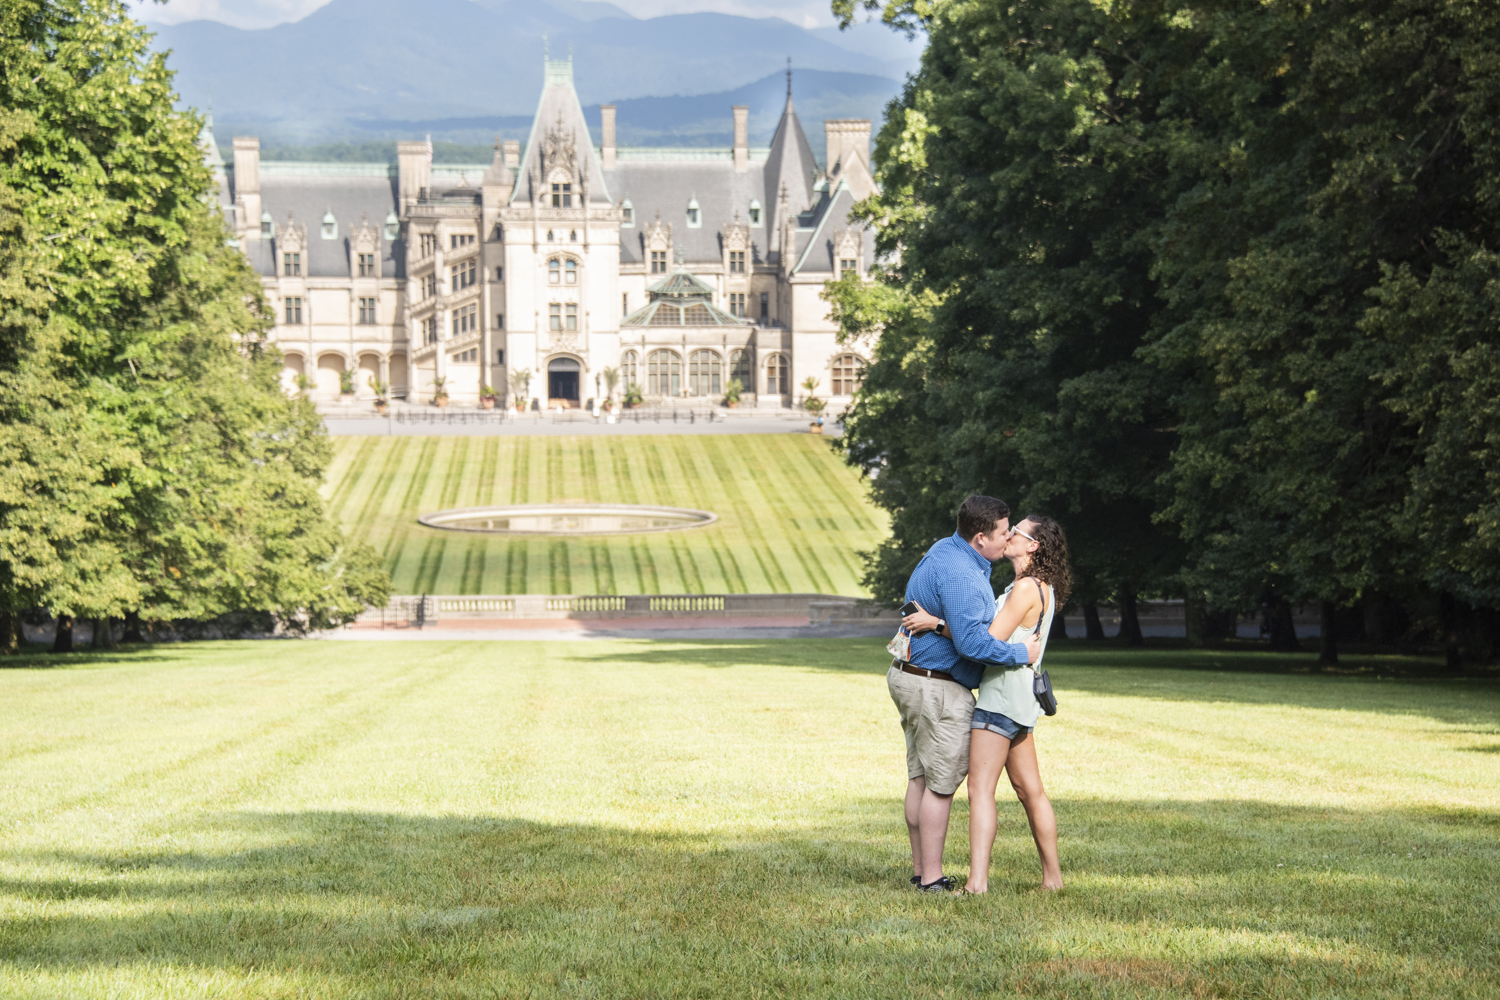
[832,0,1500,662]
[0,0,389,647]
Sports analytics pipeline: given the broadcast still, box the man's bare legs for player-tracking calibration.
[905,775,957,884]
[964,728,1011,893]
[1003,734,1063,890]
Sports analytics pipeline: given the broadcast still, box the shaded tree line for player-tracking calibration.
[827,0,1500,667]
[0,0,391,653]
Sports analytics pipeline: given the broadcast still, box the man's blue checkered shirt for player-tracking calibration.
[904,532,1029,689]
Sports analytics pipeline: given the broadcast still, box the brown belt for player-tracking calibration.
[893,659,962,685]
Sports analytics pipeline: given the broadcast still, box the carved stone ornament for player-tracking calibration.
[644,213,672,252]
[350,212,380,254]
[279,213,307,252]
[833,227,863,261]
[722,217,750,253]
[548,326,580,352]
[542,113,578,181]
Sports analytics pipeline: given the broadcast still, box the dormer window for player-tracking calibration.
[548,258,560,284]
[551,182,572,208]
[321,209,337,240]
[621,199,634,226]
[748,200,762,227]
[686,197,700,228]
[260,211,274,238]
[384,211,398,240]
[565,259,577,284]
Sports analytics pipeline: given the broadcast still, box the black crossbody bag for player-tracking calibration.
[1029,579,1058,716]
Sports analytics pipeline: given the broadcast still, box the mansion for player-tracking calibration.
[205,57,876,408]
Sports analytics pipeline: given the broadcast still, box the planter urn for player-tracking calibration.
[434,395,450,409]
[375,401,388,415]
[480,397,495,410]
[809,422,823,435]
[726,400,740,409]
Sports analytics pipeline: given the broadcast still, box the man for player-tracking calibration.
[888,495,1041,892]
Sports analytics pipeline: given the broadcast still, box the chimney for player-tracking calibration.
[733,106,749,171]
[503,140,521,169]
[232,136,261,239]
[397,140,432,211]
[600,105,617,171]
[823,120,875,198]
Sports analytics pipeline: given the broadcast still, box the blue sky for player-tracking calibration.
[131,0,854,30]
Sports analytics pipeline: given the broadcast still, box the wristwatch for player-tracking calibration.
[935,620,948,637]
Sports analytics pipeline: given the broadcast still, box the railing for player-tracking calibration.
[439,597,515,613]
[355,593,861,626]
[649,596,725,612]
[547,596,628,612]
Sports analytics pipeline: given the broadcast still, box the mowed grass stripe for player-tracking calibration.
[323,435,887,595]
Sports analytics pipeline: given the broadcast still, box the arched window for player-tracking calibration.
[765,354,789,395]
[688,350,721,396]
[729,349,752,390]
[831,354,865,395]
[565,259,577,284]
[546,229,554,241]
[621,350,638,389]
[621,199,634,226]
[569,229,577,241]
[748,200,762,227]
[647,350,680,396]
[686,197,701,227]
[548,259,560,284]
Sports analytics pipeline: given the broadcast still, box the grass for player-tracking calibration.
[320,435,887,596]
[2,640,1497,999]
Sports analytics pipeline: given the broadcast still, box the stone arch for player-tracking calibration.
[280,352,305,396]
[316,352,347,399]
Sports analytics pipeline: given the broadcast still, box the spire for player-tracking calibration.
[786,57,793,110]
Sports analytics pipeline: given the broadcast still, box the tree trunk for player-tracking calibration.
[122,610,145,644]
[1049,605,1068,642]
[1439,591,1464,672]
[1082,603,1106,640]
[1266,599,1300,651]
[91,617,116,650]
[1318,600,1339,668]
[0,612,18,655]
[1185,591,1205,648]
[1118,589,1144,646]
[52,615,74,653]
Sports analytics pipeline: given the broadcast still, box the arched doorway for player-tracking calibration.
[281,353,305,396]
[547,356,581,407]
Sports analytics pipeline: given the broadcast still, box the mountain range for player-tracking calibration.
[146,0,920,150]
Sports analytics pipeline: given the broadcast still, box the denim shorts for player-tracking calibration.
[971,707,1033,740]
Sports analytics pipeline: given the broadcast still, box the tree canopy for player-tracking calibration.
[0,0,390,644]
[829,0,1500,660]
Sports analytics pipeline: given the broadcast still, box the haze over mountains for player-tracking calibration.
[146,0,921,151]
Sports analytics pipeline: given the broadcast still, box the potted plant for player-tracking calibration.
[479,384,498,410]
[338,368,357,402]
[723,378,743,409]
[293,373,316,398]
[601,366,620,408]
[623,382,644,409]
[368,377,390,415]
[431,375,450,408]
[508,368,532,412]
[802,376,826,433]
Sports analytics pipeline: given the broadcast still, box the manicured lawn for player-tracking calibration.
[321,435,886,596]
[1,640,1496,999]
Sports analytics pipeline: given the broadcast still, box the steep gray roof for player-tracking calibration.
[511,57,612,207]
[791,182,872,274]
[622,267,748,327]
[242,171,404,278]
[763,90,821,255]
[607,159,766,265]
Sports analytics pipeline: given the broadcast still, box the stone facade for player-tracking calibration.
[207,58,876,408]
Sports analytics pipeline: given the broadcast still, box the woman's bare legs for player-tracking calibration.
[1004,733,1063,889]
[964,728,1012,893]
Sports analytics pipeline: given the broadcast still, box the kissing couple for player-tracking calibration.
[886,494,1072,894]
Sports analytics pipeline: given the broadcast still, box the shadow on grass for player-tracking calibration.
[564,638,1500,726]
[0,644,185,671]
[3,800,1496,998]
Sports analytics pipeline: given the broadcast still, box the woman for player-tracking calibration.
[902,514,1071,892]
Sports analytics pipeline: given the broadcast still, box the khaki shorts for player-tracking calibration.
[887,662,975,796]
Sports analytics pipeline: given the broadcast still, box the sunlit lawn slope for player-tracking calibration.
[321,435,886,596]
[1,640,1496,999]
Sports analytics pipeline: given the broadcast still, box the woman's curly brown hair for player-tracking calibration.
[1019,514,1072,606]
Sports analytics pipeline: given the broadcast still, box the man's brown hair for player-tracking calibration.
[957,495,1010,541]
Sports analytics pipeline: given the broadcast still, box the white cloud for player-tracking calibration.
[131,0,845,30]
